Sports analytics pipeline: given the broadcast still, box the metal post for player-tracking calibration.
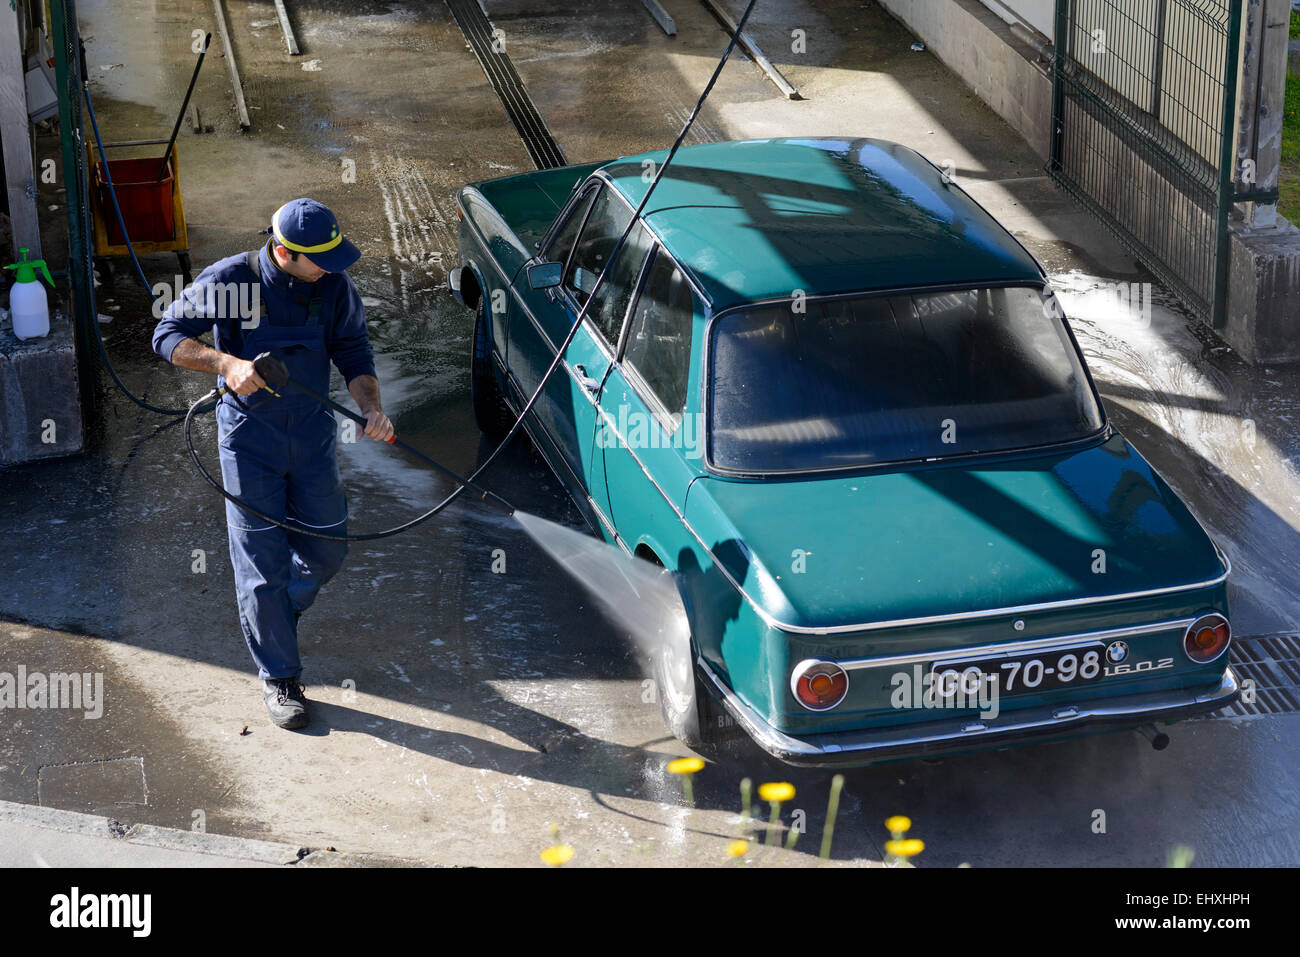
[1049,0,1070,173]
[1212,0,1245,329]
[49,0,99,413]
[1233,0,1286,225]
[1150,0,1168,119]
[0,0,41,259]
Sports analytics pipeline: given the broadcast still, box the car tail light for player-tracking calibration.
[791,660,849,711]
[1184,613,1231,663]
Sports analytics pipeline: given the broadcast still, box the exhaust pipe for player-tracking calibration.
[1138,723,1170,751]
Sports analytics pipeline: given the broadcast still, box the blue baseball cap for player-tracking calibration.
[267,198,360,273]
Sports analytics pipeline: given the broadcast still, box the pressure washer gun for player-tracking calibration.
[252,351,289,400]
[252,351,398,446]
[198,351,287,403]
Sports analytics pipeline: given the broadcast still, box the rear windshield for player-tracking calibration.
[708,285,1104,473]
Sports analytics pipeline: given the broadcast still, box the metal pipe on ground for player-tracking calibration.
[700,0,799,100]
[274,0,301,56]
[212,0,251,129]
[641,0,677,36]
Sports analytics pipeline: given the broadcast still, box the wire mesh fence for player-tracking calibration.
[1050,0,1242,325]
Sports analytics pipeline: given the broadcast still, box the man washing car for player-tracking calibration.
[152,198,394,729]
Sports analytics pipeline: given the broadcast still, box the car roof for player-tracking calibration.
[597,137,1043,312]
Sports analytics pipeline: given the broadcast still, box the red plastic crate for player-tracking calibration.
[94,156,176,245]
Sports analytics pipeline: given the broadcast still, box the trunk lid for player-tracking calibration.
[684,432,1226,630]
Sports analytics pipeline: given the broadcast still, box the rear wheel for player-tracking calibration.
[649,562,722,751]
[470,297,514,438]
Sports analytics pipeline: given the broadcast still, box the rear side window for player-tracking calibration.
[622,248,698,426]
[565,187,652,345]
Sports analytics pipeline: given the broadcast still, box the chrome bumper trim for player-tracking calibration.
[699,659,1240,767]
[448,266,465,306]
[837,617,1196,672]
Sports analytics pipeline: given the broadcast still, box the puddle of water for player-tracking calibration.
[1050,269,1300,632]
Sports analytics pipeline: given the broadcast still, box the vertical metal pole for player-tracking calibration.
[1049,0,1070,173]
[1151,0,1168,120]
[1212,0,1244,330]
[0,1,42,259]
[49,0,99,413]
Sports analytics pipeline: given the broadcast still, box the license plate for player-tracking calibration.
[931,644,1106,697]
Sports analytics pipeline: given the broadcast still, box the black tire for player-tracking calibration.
[653,571,723,751]
[470,297,515,438]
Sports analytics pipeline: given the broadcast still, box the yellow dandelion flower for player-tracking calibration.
[667,757,705,775]
[539,844,575,866]
[885,838,925,858]
[726,839,749,857]
[885,815,912,833]
[758,781,795,803]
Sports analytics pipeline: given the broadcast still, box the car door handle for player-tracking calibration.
[573,364,601,394]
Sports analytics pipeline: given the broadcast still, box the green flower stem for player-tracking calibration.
[819,774,845,860]
[767,802,782,846]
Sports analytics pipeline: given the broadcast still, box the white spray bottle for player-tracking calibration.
[6,248,55,340]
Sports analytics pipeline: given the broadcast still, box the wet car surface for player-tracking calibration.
[452,136,1240,766]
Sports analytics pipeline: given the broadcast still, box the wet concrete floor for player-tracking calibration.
[0,0,1297,866]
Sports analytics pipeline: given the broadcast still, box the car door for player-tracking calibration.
[599,244,707,550]
[507,181,596,408]
[511,180,653,536]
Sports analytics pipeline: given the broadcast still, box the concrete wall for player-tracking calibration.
[876,0,1055,159]
[0,305,83,466]
[1225,225,1300,363]
[981,0,1055,38]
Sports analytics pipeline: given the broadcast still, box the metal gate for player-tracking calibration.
[1049,0,1242,326]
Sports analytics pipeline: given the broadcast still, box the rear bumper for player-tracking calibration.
[699,659,1240,768]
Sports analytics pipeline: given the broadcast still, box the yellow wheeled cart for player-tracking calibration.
[87,137,192,287]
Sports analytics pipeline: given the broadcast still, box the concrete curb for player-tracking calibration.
[0,799,306,864]
[0,799,432,867]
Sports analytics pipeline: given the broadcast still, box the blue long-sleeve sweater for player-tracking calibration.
[151,241,376,385]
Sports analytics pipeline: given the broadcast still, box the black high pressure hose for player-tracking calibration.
[184,354,516,542]
[114,0,759,540]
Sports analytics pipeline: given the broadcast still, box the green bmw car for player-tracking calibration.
[450,136,1237,767]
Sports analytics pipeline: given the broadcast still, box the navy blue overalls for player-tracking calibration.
[217,250,348,681]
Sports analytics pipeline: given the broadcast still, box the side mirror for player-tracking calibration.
[528,261,563,290]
